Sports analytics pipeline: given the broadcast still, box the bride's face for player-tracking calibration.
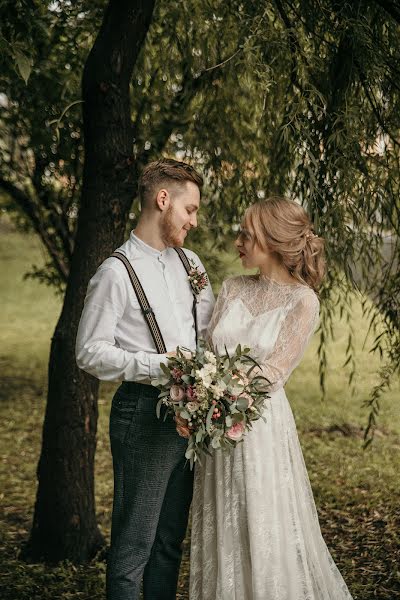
[234,223,271,269]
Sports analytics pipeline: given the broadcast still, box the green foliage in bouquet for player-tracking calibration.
[152,340,270,468]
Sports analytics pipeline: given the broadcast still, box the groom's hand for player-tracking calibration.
[166,350,192,358]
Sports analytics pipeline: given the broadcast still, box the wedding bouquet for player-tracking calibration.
[151,341,270,468]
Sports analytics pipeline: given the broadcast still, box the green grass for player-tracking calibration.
[1,219,399,599]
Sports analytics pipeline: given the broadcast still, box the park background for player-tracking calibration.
[1,1,399,599]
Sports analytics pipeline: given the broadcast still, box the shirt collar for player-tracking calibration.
[130,231,169,259]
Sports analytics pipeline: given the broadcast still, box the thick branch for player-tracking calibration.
[82,0,156,168]
[274,0,302,85]
[357,66,400,149]
[0,177,69,281]
[371,0,400,24]
[30,151,74,265]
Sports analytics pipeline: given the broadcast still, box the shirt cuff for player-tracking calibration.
[149,353,170,379]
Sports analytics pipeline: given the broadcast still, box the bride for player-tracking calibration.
[189,197,353,599]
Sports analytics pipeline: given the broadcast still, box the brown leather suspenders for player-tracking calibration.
[111,252,167,353]
[173,247,199,343]
[111,248,199,353]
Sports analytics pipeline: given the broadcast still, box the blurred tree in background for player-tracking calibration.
[0,0,399,561]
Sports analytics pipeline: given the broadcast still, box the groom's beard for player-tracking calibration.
[160,205,187,247]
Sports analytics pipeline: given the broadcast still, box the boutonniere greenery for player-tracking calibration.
[188,259,209,296]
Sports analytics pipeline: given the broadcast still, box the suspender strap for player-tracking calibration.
[111,252,167,354]
[174,247,199,345]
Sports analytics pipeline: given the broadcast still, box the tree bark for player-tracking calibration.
[23,0,156,563]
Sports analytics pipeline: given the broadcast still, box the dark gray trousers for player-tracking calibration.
[106,382,193,600]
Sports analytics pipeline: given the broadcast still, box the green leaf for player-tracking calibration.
[160,362,171,376]
[156,398,163,420]
[14,50,33,84]
[231,412,244,423]
[236,397,249,411]
[185,447,195,459]
[196,430,204,444]
[211,436,221,449]
[206,404,215,433]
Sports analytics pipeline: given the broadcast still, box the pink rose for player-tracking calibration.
[172,368,183,381]
[175,415,191,439]
[170,384,186,403]
[186,385,197,400]
[226,421,245,441]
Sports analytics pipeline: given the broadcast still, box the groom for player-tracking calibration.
[75,158,215,599]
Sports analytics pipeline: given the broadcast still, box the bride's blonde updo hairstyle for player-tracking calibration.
[244,196,325,292]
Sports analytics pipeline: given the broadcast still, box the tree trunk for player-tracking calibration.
[23,0,156,563]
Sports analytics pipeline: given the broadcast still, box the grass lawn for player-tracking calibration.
[1,220,399,599]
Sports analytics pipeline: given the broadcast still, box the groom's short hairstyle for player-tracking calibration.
[138,158,203,209]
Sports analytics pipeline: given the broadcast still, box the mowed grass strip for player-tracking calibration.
[0,222,399,599]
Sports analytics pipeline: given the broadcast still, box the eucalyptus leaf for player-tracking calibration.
[155,398,163,420]
[196,430,204,443]
[160,362,171,376]
[236,397,249,411]
[206,404,215,433]
[185,447,194,459]
[211,436,221,449]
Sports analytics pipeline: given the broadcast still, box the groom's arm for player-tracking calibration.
[75,265,169,383]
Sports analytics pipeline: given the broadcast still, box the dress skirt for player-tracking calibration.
[189,388,353,600]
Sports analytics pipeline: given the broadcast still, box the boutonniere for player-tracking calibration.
[188,259,209,296]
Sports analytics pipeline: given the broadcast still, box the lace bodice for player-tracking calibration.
[207,275,319,392]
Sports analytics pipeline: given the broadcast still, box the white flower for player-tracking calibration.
[186,401,200,413]
[195,365,216,388]
[202,375,213,389]
[205,363,217,375]
[210,381,227,399]
[210,385,223,399]
[204,350,217,364]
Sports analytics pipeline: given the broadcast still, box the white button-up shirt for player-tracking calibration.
[75,232,215,383]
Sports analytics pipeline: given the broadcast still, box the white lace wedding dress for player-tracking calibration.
[190,274,353,600]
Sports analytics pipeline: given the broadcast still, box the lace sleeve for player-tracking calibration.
[255,290,319,392]
[205,280,230,345]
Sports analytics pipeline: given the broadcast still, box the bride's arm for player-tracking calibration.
[253,290,319,392]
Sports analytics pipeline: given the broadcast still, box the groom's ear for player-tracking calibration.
[155,188,170,211]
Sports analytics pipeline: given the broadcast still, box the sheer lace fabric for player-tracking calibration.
[190,275,353,600]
